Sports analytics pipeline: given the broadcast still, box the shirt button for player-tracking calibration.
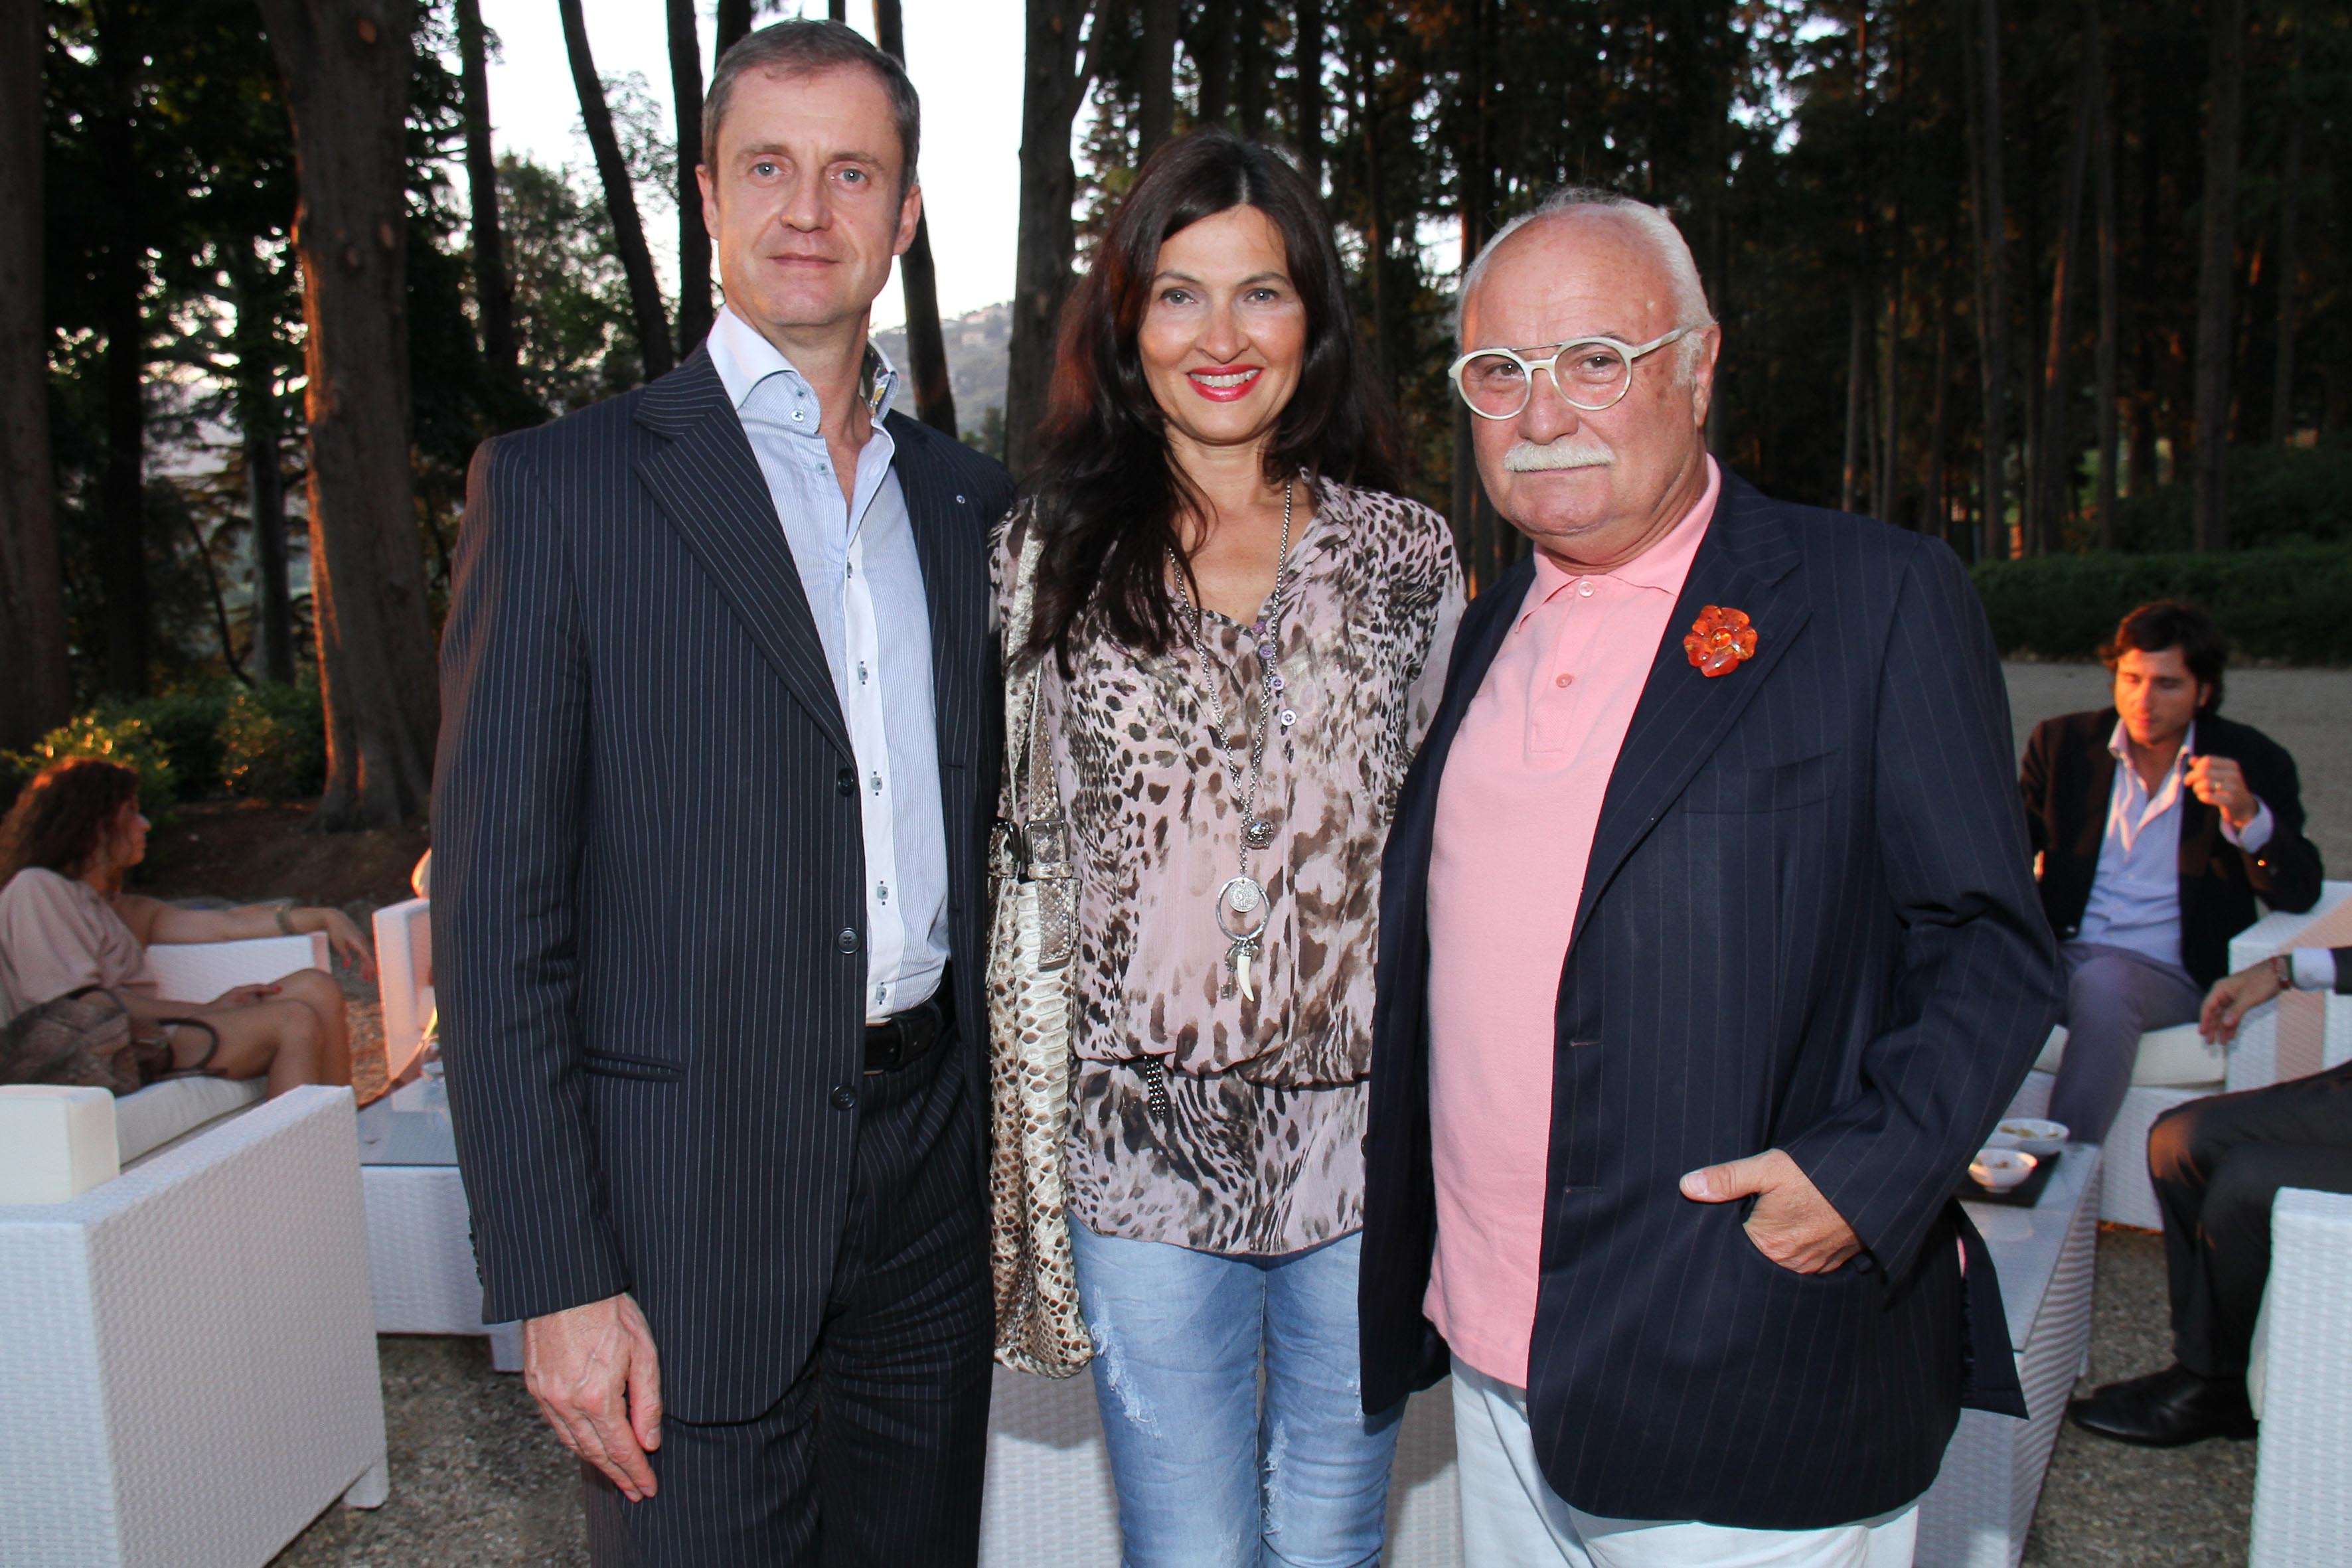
[836,927,861,955]
[837,768,856,796]
[793,410,805,422]
[1555,672,1575,688]
[830,1085,858,1112]
[1577,580,1595,597]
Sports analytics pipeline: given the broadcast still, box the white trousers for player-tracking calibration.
[1450,1359,1919,1568]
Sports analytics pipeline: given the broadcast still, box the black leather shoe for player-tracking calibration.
[2067,1364,2258,1447]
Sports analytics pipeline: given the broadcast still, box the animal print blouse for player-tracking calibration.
[994,477,1463,1256]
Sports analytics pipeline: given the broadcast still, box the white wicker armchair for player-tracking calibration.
[2248,1187,2352,1568]
[0,1085,388,1568]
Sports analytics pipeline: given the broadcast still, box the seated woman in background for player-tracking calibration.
[0,759,368,1096]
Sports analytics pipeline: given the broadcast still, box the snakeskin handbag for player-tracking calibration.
[984,527,1093,1377]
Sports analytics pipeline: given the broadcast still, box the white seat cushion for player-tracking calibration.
[2030,1022,2226,1088]
[114,1077,267,1165]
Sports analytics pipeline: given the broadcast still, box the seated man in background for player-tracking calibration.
[0,759,370,1097]
[2069,944,2352,1446]
[2019,600,2321,1140]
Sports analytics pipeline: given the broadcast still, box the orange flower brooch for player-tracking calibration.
[1683,605,1758,678]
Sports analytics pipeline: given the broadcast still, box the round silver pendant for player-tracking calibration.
[1217,875,1272,941]
[1243,816,1275,849]
[1225,875,1263,913]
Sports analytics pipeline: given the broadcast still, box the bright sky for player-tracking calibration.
[473,0,1025,329]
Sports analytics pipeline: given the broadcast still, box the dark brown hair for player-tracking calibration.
[1024,127,1401,668]
[704,19,920,196]
[0,760,141,888]
[2101,599,2227,714]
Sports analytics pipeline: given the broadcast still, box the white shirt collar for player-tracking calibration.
[707,303,900,422]
[2106,717,2197,783]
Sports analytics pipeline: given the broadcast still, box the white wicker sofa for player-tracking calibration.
[2248,1187,2352,1567]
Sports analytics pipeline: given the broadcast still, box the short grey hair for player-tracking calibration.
[1456,187,1716,376]
[703,19,921,195]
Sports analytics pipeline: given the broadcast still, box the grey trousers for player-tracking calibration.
[2053,941,2205,1140]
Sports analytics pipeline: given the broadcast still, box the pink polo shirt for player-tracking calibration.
[1424,459,1719,1385]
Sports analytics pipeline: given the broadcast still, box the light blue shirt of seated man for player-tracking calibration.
[2078,718,2273,969]
[707,303,948,1023]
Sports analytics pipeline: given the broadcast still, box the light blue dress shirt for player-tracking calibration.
[2078,719,2273,969]
[707,305,948,1020]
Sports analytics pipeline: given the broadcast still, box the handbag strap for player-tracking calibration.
[1003,523,1055,826]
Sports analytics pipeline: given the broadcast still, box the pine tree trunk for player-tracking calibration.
[1235,0,1267,140]
[453,0,520,396]
[1192,0,1235,127]
[715,0,753,59]
[666,0,714,354]
[1842,285,1864,514]
[1007,0,1093,479]
[1964,0,2008,558]
[2270,88,2300,446]
[2031,22,2098,556]
[1139,0,1177,160]
[230,247,298,686]
[2192,0,2244,552]
[2092,0,2118,545]
[875,0,957,436]
[1927,307,1952,548]
[560,0,675,380]
[1291,0,1322,193]
[255,0,441,828]
[0,0,72,749]
[94,0,148,696]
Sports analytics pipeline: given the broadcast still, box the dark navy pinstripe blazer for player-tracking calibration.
[432,347,1013,1425]
[1361,471,2063,1529]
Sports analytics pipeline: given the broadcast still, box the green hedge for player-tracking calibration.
[3,678,327,819]
[1972,543,2352,664]
[1,712,181,821]
[219,681,327,802]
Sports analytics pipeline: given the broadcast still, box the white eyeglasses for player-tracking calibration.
[1449,327,1695,418]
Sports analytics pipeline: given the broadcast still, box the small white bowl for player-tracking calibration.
[1970,1147,2038,1192]
[1995,1119,2069,1159]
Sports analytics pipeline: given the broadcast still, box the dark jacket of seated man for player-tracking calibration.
[2023,706,2322,989]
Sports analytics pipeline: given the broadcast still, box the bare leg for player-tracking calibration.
[269,967,353,1087]
[168,998,327,1098]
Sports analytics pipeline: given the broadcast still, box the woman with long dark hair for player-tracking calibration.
[994,128,1461,1565]
[0,759,366,1094]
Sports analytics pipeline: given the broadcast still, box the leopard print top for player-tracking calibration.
[993,477,1462,1255]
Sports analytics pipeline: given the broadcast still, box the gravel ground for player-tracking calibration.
[268,663,2348,1566]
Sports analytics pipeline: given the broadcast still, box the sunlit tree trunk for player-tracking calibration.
[2192,0,2244,552]
[875,0,956,435]
[229,244,297,686]
[0,0,71,749]
[559,0,674,380]
[255,0,440,828]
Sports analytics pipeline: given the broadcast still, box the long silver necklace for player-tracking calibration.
[1166,477,1293,1006]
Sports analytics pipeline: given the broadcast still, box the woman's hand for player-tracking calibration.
[214,982,282,1008]
[299,907,377,982]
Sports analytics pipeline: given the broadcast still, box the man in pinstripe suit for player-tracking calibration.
[1361,191,2062,1565]
[433,23,1012,1566]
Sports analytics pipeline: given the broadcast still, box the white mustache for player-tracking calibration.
[1504,433,1616,472]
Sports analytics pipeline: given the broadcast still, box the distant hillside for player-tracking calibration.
[874,301,1010,451]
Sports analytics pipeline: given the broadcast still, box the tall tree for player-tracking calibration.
[1192,0,1236,127]
[229,242,297,684]
[1964,0,2009,558]
[2092,0,2119,545]
[2270,42,2302,446]
[1,0,71,748]
[2192,0,2244,551]
[716,0,754,58]
[874,0,957,436]
[1008,0,1095,477]
[666,0,714,354]
[1235,0,1268,140]
[453,0,520,395]
[254,0,441,827]
[1139,0,1178,160]
[558,0,675,380]
[2029,15,2099,556]
[1291,0,1322,192]
[92,0,149,695]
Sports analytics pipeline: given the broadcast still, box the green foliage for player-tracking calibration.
[116,688,236,800]
[218,680,327,803]
[1,712,181,823]
[1972,545,2352,666]
[2104,438,2352,554]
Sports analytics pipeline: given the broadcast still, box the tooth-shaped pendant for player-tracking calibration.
[1236,949,1256,1002]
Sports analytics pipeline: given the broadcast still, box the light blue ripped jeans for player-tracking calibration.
[1069,1215,1404,1568]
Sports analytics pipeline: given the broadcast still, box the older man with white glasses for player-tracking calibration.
[1360,187,2060,1567]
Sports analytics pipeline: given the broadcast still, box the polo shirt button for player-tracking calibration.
[837,768,856,796]
[836,927,861,955]
[830,1085,858,1112]
[1555,672,1575,688]
[1577,580,1595,597]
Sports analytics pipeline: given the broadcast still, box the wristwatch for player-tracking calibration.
[2271,953,2296,992]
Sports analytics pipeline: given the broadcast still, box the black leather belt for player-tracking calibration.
[864,971,954,1074]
